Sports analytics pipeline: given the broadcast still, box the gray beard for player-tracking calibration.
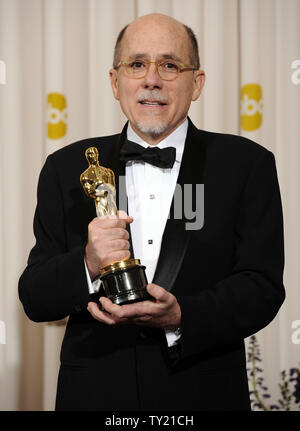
[135,121,168,139]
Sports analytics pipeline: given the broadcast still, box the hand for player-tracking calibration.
[85,210,133,280]
[87,284,182,330]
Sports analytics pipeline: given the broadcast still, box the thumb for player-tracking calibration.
[117,210,133,223]
[146,283,168,301]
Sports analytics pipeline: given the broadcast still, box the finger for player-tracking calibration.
[92,216,127,230]
[99,297,127,318]
[133,315,153,323]
[105,228,130,240]
[99,297,144,319]
[87,301,117,325]
[104,238,130,253]
[103,250,131,266]
[88,301,133,326]
[146,284,170,303]
[90,226,129,241]
[100,297,152,319]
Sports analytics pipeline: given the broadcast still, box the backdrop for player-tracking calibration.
[0,0,299,411]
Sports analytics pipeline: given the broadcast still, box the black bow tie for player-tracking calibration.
[120,139,176,169]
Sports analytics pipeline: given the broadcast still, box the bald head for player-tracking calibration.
[113,13,200,70]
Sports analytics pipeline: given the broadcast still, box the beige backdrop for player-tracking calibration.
[0,0,300,411]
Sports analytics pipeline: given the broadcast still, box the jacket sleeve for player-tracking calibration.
[18,154,91,322]
[177,150,285,358]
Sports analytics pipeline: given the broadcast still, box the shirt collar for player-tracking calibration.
[126,119,188,164]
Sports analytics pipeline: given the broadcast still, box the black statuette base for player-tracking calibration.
[100,264,151,305]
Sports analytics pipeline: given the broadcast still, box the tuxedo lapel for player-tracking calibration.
[108,122,128,177]
[152,118,206,291]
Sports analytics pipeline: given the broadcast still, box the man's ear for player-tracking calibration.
[109,69,119,101]
[192,69,205,102]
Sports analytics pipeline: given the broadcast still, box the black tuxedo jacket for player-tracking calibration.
[18,119,285,411]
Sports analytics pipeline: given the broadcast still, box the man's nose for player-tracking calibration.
[143,63,162,89]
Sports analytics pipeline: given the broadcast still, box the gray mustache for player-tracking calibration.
[137,91,169,104]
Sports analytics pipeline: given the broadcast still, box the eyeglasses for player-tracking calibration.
[116,59,197,81]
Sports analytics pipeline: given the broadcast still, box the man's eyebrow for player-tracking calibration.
[128,53,184,62]
[127,53,149,60]
[159,53,183,62]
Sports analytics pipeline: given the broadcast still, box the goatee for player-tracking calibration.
[135,122,168,139]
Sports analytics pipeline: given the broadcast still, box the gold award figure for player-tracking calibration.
[80,147,150,305]
[80,147,117,217]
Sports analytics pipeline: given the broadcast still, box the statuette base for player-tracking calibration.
[100,259,151,305]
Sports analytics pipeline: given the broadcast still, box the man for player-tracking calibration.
[18,13,285,411]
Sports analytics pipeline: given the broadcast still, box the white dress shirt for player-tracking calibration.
[85,118,188,346]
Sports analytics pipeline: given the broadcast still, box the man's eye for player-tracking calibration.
[162,62,179,71]
[130,61,145,69]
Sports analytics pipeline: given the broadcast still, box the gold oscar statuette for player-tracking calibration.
[80,147,150,305]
